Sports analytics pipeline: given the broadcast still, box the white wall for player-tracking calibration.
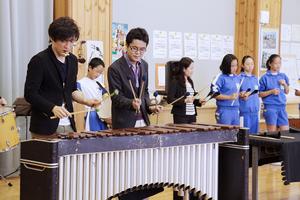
[112,0,236,93]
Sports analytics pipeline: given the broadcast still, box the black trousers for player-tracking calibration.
[173,114,196,124]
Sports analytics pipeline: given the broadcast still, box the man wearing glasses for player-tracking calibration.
[108,27,162,129]
[24,17,100,137]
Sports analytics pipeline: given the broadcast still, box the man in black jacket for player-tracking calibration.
[24,17,100,137]
[108,28,162,129]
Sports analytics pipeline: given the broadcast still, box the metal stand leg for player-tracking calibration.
[25,116,28,140]
[0,174,13,187]
[252,146,259,200]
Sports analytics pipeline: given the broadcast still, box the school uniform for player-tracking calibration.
[77,77,108,131]
[212,73,241,125]
[259,70,289,126]
[239,72,260,134]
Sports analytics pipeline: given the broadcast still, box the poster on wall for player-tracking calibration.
[281,24,292,42]
[260,28,279,69]
[153,30,168,58]
[155,63,166,90]
[281,55,300,102]
[210,34,224,60]
[112,22,128,62]
[184,32,197,58]
[86,40,104,84]
[291,24,300,42]
[198,33,211,60]
[223,35,234,55]
[168,32,183,59]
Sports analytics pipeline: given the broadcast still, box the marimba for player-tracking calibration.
[20,124,247,200]
[249,119,300,200]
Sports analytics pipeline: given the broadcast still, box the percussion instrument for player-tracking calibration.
[0,106,20,177]
[0,107,19,152]
[20,124,247,200]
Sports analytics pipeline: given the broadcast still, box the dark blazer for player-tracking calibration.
[24,46,78,134]
[167,78,202,116]
[108,56,151,129]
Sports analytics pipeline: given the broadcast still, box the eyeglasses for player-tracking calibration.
[62,38,77,46]
[129,46,147,54]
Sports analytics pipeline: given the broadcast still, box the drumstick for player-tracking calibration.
[102,89,119,101]
[231,77,245,106]
[153,91,159,125]
[241,88,251,97]
[127,77,137,99]
[198,84,211,93]
[249,89,259,96]
[139,75,147,99]
[63,52,70,57]
[205,92,220,102]
[51,90,120,119]
[50,110,87,119]
[169,92,190,105]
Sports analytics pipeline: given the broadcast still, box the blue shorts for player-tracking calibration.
[263,105,289,126]
[216,107,240,125]
[240,112,259,134]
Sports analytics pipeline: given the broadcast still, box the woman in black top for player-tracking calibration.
[167,57,205,124]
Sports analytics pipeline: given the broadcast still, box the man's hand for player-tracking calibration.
[132,99,141,110]
[51,106,71,119]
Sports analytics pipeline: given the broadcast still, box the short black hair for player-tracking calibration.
[88,57,105,69]
[126,28,149,46]
[48,17,80,41]
[266,54,281,70]
[241,55,254,72]
[220,54,238,75]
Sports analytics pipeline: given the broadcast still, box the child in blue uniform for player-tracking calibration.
[259,54,289,132]
[239,56,260,134]
[77,58,108,131]
[212,54,241,125]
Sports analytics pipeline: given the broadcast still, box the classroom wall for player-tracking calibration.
[112,0,236,95]
[282,0,300,24]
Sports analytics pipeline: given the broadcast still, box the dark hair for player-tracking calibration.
[88,57,105,69]
[241,55,254,72]
[219,54,238,75]
[266,54,281,70]
[177,57,194,87]
[126,28,149,46]
[48,17,80,41]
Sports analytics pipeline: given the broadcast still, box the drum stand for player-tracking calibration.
[25,115,29,140]
[0,174,13,187]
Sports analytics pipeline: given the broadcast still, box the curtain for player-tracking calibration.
[0,0,53,105]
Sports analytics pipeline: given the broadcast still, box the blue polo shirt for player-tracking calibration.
[212,73,241,107]
[239,73,260,113]
[259,70,289,106]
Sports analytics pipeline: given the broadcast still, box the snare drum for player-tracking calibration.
[0,107,19,152]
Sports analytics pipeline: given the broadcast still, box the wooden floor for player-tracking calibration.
[1,164,300,200]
